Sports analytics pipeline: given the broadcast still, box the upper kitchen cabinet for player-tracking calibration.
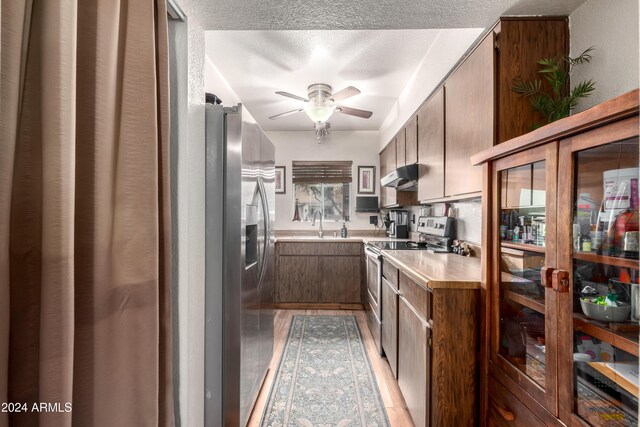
[396,128,407,168]
[405,116,418,165]
[445,33,495,197]
[445,17,568,198]
[381,140,397,207]
[417,87,445,202]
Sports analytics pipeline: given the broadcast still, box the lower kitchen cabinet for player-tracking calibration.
[275,242,362,304]
[381,276,399,378]
[276,256,322,302]
[319,256,361,302]
[488,377,544,427]
[398,294,430,427]
[389,267,479,427]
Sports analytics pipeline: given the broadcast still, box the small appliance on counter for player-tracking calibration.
[387,209,409,238]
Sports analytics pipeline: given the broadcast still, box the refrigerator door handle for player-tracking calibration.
[257,177,270,287]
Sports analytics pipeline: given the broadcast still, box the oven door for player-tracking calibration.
[364,246,382,354]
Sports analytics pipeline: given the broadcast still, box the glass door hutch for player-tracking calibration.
[473,89,639,427]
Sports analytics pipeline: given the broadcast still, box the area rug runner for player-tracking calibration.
[260,315,390,427]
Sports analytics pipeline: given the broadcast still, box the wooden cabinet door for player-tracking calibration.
[488,378,544,427]
[417,87,445,201]
[384,141,397,207]
[405,116,418,165]
[396,130,406,168]
[445,32,494,196]
[275,256,320,302]
[379,151,386,207]
[319,256,361,303]
[491,142,559,416]
[398,296,430,427]
[381,277,399,378]
[386,138,397,171]
[555,117,639,426]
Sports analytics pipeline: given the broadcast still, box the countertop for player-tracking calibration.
[381,250,482,290]
[275,234,482,290]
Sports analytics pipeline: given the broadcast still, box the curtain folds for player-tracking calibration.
[1,0,174,425]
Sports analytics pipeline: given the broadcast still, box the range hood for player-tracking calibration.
[381,164,418,191]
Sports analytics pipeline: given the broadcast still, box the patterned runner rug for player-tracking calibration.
[260,315,390,427]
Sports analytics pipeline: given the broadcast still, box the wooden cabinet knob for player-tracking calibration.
[494,403,515,421]
[552,269,570,293]
[541,266,555,288]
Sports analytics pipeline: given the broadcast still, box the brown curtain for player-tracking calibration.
[1,1,174,426]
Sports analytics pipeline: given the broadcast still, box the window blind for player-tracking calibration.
[292,160,353,184]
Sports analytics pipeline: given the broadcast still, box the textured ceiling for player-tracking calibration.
[201,0,588,131]
[196,0,586,31]
[200,0,512,30]
[205,29,482,131]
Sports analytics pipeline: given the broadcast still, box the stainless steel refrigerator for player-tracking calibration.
[204,103,275,426]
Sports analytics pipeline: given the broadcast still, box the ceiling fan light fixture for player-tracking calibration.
[304,102,334,123]
[272,83,371,124]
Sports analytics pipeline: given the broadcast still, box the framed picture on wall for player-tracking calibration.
[275,166,286,194]
[358,166,375,194]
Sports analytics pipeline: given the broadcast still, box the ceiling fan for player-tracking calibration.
[269,83,373,123]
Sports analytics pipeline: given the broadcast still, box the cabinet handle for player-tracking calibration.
[541,266,554,288]
[494,403,515,421]
[552,269,570,293]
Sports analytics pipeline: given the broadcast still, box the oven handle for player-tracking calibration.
[364,247,382,261]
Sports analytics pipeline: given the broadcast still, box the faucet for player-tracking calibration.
[311,211,324,238]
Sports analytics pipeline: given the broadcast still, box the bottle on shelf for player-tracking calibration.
[577,229,584,252]
[573,224,581,252]
[592,227,603,251]
[581,233,592,252]
[341,221,348,238]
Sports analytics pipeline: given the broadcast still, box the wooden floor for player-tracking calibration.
[247,309,415,426]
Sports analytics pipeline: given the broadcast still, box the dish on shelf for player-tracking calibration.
[580,298,631,322]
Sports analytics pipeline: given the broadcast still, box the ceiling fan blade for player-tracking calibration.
[330,86,361,102]
[275,91,308,102]
[268,108,305,120]
[335,105,373,119]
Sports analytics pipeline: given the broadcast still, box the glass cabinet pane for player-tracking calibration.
[498,160,548,389]
[571,137,639,426]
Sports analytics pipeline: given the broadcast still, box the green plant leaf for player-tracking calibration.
[568,79,596,110]
[571,79,596,98]
[530,93,554,122]
[567,47,594,66]
[512,47,596,125]
[513,79,541,97]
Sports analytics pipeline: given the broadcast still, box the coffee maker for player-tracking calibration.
[388,210,409,238]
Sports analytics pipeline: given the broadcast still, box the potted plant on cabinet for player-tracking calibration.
[513,47,596,127]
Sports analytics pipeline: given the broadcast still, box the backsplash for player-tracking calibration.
[406,197,482,244]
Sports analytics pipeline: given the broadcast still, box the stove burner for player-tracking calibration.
[366,239,451,253]
[406,241,427,248]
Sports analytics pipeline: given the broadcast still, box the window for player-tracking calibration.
[292,161,352,222]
